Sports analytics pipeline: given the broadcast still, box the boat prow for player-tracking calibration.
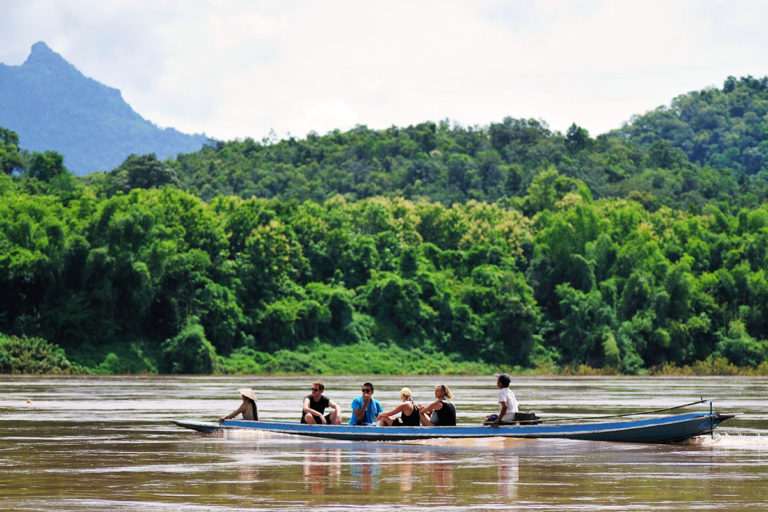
[170,419,225,433]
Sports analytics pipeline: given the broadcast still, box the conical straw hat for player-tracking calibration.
[237,388,257,401]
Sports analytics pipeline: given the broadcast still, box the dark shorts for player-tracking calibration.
[302,412,333,424]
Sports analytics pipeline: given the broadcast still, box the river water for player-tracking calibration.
[1,375,767,511]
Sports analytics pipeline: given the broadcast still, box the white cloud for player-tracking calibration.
[2,0,767,141]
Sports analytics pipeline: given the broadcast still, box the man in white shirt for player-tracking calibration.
[487,373,518,424]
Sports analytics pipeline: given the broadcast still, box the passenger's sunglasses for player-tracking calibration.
[362,388,372,393]
[311,388,320,392]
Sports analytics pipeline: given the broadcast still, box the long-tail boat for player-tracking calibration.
[172,400,734,444]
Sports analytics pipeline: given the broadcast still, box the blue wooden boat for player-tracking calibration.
[172,409,734,444]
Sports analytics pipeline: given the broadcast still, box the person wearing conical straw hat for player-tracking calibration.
[219,388,259,423]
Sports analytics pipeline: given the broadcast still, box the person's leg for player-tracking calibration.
[420,412,434,426]
[304,413,317,424]
[329,410,341,425]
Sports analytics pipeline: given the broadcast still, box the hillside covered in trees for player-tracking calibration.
[615,75,768,176]
[108,76,767,214]
[2,76,768,375]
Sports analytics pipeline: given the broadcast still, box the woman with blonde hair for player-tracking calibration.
[418,384,456,426]
[376,387,420,426]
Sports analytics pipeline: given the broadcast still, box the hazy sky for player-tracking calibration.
[2,0,766,142]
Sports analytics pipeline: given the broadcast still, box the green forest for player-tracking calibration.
[2,76,768,376]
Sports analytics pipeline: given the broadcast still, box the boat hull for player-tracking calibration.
[172,411,734,444]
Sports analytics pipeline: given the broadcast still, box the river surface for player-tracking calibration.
[1,375,767,511]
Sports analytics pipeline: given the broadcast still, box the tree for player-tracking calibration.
[27,151,67,181]
[160,319,218,374]
[556,284,616,367]
[647,140,687,169]
[0,335,75,374]
[565,123,591,153]
[520,169,582,215]
[0,127,25,174]
[716,319,768,367]
[618,270,653,321]
[109,153,180,193]
[195,282,243,353]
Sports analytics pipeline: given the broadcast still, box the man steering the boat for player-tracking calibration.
[485,373,518,425]
[349,382,383,425]
[302,380,342,424]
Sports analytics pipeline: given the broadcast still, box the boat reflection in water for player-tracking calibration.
[497,455,519,498]
[302,446,342,494]
[349,449,382,491]
[288,440,519,498]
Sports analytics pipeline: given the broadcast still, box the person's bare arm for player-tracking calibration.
[303,397,324,421]
[352,395,371,421]
[377,403,405,420]
[219,402,245,423]
[419,400,443,416]
[328,399,342,416]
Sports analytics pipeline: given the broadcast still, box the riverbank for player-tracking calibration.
[3,333,768,376]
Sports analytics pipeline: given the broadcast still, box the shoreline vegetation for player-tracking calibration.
[4,77,768,377]
[2,334,767,377]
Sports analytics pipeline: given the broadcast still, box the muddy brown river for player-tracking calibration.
[1,375,766,510]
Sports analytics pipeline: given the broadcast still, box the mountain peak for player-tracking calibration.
[31,41,54,54]
[1,42,208,173]
[23,41,76,73]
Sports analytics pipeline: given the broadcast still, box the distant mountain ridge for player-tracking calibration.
[0,42,208,174]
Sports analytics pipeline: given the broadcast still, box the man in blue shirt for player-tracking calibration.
[349,382,383,425]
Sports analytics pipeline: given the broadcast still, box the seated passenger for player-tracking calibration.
[219,388,259,423]
[485,373,518,425]
[349,382,383,425]
[419,384,456,426]
[302,380,342,424]
[376,387,420,426]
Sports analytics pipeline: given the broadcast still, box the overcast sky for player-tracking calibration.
[2,0,767,142]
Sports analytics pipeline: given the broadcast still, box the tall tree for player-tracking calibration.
[0,127,25,175]
[27,151,67,181]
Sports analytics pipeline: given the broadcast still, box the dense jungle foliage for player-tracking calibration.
[2,76,768,375]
